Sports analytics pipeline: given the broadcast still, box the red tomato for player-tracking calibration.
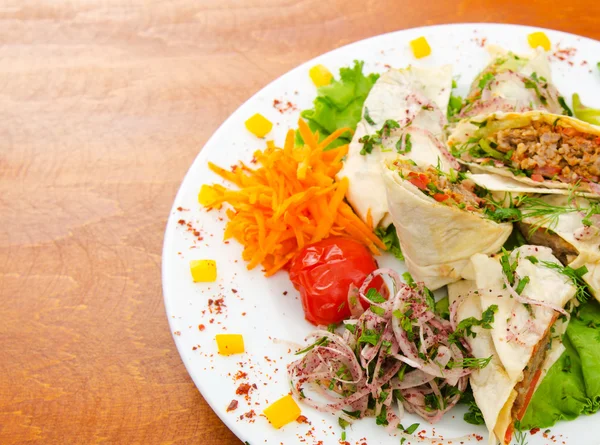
[288,237,387,326]
[530,174,545,182]
[407,172,429,191]
[533,165,561,179]
[433,193,449,202]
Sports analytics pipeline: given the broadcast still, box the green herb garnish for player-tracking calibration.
[358,329,381,346]
[449,305,498,343]
[558,96,573,116]
[295,337,328,355]
[541,261,591,303]
[363,107,376,125]
[374,224,404,261]
[366,288,386,303]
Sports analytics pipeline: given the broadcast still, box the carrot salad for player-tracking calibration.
[201,119,386,276]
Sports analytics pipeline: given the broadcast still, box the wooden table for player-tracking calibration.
[1,1,598,443]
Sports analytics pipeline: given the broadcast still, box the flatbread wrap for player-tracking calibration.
[517,193,600,302]
[449,245,576,444]
[338,65,459,228]
[382,159,512,290]
[448,110,600,195]
[456,47,568,119]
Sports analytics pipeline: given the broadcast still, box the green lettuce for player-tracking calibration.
[521,300,600,429]
[297,61,379,148]
[374,224,404,261]
[572,93,600,126]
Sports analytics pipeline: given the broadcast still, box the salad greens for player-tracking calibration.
[572,93,600,126]
[374,224,404,260]
[521,300,600,429]
[297,60,379,148]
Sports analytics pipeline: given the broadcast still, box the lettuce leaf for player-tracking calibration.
[520,300,600,429]
[297,61,379,148]
[572,93,600,126]
[374,224,404,261]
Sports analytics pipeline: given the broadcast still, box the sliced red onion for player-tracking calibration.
[288,268,483,439]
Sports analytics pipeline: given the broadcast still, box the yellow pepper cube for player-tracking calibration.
[309,64,333,87]
[198,184,221,208]
[245,113,273,138]
[263,395,301,429]
[528,32,551,51]
[410,36,431,59]
[215,334,245,356]
[190,260,217,283]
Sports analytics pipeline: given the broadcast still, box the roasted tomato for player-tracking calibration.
[288,237,387,326]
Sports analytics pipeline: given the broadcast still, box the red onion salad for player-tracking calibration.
[288,268,481,435]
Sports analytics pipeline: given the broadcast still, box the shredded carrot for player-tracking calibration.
[202,119,385,276]
[366,208,373,230]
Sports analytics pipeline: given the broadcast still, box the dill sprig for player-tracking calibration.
[516,189,600,236]
[513,420,529,445]
[541,261,591,303]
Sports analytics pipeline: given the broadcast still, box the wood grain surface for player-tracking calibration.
[1,1,598,444]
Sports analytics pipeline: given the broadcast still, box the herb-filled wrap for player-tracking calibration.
[448,110,600,195]
[449,245,577,445]
[339,65,459,228]
[382,159,513,290]
[517,193,600,301]
[456,47,569,119]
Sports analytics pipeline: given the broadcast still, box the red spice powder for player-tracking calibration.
[236,383,252,395]
[226,399,238,412]
[234,371,248,380]
[296,415,309,424]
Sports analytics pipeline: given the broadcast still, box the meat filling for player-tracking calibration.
[492,121,600,183]
[517,222,579,265]
[511,317,556,418]
[392,161,485,212]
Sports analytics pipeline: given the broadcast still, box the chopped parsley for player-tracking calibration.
[359,119,401,155]
[375,404,388,425]
[515,276,530,295]
[403,422,420,434]
[395,133,413,155]
[370,305,385,316]
[393,309,415,340]
[341,409,361,419]
[449,305,498,344]
[295,337,328,355]
[558,96,573,116]
[447,78,464,121]
[461,386,485,425]
[470,119,488,128]
[404,133,412,152]
[402,271,416,287]
[358,329,381,346]
[523,72,548,105]
[499,248,519,285]
[344,323,357,334]
[363,107,376,125]
[366,288,386,303]
[478,73,495,90]
[338,417,351,429]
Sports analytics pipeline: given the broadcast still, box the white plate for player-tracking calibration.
[162,23,600,445]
